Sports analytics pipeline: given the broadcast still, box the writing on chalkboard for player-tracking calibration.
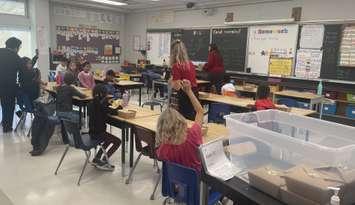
[212,27,247,72]
[182,29,210,62]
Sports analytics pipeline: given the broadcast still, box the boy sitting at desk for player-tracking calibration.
[103,69,120,97]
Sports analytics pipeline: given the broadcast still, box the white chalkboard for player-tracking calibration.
[247,24,299,74]
[147,32,171,65]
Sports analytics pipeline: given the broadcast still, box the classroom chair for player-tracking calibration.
[208,103,231,124]
[15,91,34,137]
[125,126,160,185]
[54,118,110,186]
[161,161,221,205]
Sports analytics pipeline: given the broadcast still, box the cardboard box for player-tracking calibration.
[284,165,343,205]
[280,187,320,205]
[248,166,286,199]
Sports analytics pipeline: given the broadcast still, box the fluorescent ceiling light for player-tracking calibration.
[90,0,128,6]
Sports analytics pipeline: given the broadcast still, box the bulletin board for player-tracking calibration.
[146,32,171,65]
[247,24,299,74]
[56,25,120,64]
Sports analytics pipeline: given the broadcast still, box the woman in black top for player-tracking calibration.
[89,84,121,171]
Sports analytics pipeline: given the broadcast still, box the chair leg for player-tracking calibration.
[26,122,33,138]
[150,171,161,200]
[78,150,91,186]
[125,153,143,184]
[99,145,110,163]
[54,145,70,175]
[15,112,26,132]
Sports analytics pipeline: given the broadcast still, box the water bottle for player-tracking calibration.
[122,91,130,107]
[317,80,323,96]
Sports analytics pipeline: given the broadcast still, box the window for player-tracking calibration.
[0,0,26,16]
[0,27,32,58]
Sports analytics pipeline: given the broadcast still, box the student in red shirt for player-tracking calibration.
[156,79,204,172]
[203,44,225,93]
[255,84,276,110]
[170,40,198,120]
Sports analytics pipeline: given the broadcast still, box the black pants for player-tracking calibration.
[94,132,121,160]
[209,72,225,94]
[177,89,199,121]
[1,94,16,130]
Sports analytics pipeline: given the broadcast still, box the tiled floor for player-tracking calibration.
[0,90,165,205]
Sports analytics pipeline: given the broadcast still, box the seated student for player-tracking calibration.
[103,69,119,96]
[156,79,204,172]
[78,62,95,89]
[66,60,80,85]
[255,84,276,110]
[89,84,121,171]
[56,72,87,121]
[56,57,67,85]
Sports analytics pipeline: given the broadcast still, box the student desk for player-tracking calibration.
[94,76,144,105]
[108,112,229,176]
[197,80,210,91]
[199,92,317,117]
[107,106,161,176]
[118,73,142,82]
[44,82,93,126]
[273,90,323,110]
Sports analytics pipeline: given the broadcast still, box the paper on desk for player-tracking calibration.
[199,138,240,181]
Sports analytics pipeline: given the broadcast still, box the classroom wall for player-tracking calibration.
[50,2,125,71]
[124,0,355,63]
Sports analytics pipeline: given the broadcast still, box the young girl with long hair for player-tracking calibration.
[170,40,198,120]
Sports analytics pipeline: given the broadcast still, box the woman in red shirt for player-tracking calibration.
[170,40,198,120]
[255,84,276,110]
[203,44,225,93]
[156,80,204,172]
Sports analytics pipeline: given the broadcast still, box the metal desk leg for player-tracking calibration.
[200,181,209,205]
[79,106,83,128]
[139,87,142,106]
[121,125,126,177]
[130,127,134,167]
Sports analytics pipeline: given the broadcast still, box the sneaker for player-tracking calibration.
[95,162,115,172]
[102,159,115,169]
[92,158,104,167]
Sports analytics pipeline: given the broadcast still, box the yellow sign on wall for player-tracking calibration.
[269,57,293,76]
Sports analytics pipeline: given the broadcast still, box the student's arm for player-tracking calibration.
[78,72,89,88]
[102,98,117,115]
[182,80,204,125]
[71,86,87,99]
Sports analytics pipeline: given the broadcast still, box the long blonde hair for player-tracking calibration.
[170,39,190,67]
[156,107,188,146]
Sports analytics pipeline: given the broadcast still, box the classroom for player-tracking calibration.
[0,0,355,204]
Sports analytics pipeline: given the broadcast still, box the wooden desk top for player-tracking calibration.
[274,90,322,100]
[197,80,210,85]
[199,92,255,108]
[199,92,316,116]
[45,82,93,101]
[109,105,161,122]
[94,76,143,87]
[124,115,229,144]
[235,86,257,93]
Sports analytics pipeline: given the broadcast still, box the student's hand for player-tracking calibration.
[172,80,183,90]
[182,79,192,93]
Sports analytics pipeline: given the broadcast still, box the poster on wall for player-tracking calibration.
[146,32,171,65]
[299,25,325,49]
[269,57,293,76]
[247,24,299,74]
[295,49,323,79]
[339,25,355,67]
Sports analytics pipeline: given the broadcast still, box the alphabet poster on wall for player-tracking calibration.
[247,24,299,74]
[339,25,355,67]
[295,49,323,79]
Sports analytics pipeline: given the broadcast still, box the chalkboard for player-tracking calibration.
[320,25,355,81]
[171,30,183,43]
[212,27,247,72]
[182,29,210,62]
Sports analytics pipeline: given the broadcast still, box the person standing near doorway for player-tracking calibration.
[0,37,23,133]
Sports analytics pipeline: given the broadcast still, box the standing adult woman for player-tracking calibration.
[203,43,225,93]
[170,40,198,120]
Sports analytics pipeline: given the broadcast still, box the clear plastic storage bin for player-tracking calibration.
[225,110,355,180]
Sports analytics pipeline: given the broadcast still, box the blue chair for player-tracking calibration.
[54,118,108,185]
[277,98,298,108]
[15,90,35,137]
[208,103,231,124]
[161,161,221,205]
